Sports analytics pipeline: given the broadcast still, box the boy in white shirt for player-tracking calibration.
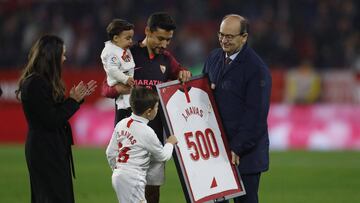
[101,19,135,109]
[106,86,178,203]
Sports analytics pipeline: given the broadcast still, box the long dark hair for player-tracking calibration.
[16,34,65,102]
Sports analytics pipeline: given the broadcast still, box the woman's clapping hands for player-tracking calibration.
[70,80,97,102]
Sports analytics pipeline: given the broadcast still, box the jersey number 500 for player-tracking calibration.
[184,128,219,161]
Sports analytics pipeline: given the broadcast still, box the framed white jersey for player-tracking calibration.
[156,74,245,203]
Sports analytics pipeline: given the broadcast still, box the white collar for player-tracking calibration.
[226,50,240,61]
[130,113,149,124]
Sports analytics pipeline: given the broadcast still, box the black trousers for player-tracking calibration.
[217,173,261,203]
[114,107,132,125]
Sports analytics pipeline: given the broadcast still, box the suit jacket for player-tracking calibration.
[203,43,272,174]
[20,73,79,203]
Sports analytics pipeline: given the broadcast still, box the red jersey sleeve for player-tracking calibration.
[163,50,189,79]
[101,78,119,98]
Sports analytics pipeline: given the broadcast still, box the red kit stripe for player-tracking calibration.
[183,83,191,103]
[127,118,134,128]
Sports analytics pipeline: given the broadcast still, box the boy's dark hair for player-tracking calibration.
[130,86,159,115]
[147,12,176,32]
[106,19,134,40]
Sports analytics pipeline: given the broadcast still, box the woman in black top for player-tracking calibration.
[15,35,96,203]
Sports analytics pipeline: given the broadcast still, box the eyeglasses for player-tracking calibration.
[217,32,244,40]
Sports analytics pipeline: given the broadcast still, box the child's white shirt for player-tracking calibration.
[101,41,135,109]
[106,113,174,174]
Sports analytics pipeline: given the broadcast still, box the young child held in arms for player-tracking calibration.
[101,19,135,109]
[106,86,178,203]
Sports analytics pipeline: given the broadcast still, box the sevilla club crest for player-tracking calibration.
[160,65,166,73]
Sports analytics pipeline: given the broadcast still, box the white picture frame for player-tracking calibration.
[156,74,246,203]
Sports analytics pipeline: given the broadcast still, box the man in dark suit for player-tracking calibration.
[203,14,272,203]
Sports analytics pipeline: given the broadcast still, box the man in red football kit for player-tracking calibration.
[102,12,191,203]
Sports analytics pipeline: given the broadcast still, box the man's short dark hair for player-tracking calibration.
[106,19,134,40]
[147,12,176,32]
[130,86,159,115]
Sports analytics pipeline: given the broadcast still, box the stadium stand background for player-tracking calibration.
[0,0,359,69]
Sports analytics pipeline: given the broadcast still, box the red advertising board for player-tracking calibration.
[0,68,106,143]
[1,69,360,151]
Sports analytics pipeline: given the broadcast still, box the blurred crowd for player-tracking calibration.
[0,0,359,71]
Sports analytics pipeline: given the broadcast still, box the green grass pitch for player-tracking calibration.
[1,145,359,203]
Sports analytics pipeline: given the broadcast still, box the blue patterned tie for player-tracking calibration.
[225,57,232,65]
